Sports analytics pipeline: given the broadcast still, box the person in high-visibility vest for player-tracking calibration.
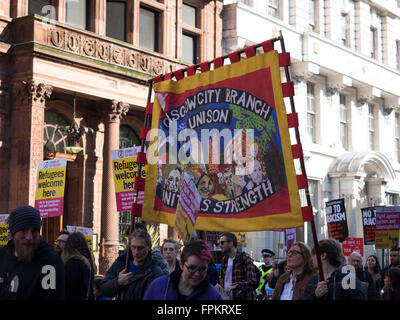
[256,249,275,298]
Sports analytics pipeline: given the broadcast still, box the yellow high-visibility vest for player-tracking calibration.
[257,265,273,295]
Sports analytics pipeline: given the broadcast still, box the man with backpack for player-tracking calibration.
[218,232,258,300]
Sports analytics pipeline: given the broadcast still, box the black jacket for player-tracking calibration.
[101,252,164,300]
[0,238,65,300]
[355,268,376,300]
[64,255,92,300]
[302,265,367,300]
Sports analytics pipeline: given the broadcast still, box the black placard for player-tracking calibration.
[325,198,348,242]
[361,207,376,245]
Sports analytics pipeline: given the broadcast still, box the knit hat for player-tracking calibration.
[8,205,42,235]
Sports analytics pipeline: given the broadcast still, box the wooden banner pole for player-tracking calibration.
[278,31,325,282]
[116,80,154,300]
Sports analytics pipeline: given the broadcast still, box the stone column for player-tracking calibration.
[365,178,386,205]
[99,100,129,275]
[9,80,53,209]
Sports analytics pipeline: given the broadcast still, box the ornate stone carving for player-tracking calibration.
[106,100,130,122]
[16,81,53,104]
[47,27,185,77]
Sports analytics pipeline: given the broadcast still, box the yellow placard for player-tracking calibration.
[375,230,400,249]
[35,167,66,200]
[0,223,8,246]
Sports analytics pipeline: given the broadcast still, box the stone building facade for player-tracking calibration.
[223,0,400,261]
[0,0,222,273]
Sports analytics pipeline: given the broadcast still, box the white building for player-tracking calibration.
[222,0,400,261]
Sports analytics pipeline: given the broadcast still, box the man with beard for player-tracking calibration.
[218,232,258,300]
[54,229,70,256]
[0,205,65,299]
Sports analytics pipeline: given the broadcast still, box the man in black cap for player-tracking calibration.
[256,249,275,299]
[0,205,65,299]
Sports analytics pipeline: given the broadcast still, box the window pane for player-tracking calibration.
[66,0,88,30]
[107,1,126,42]
[307,113,315,143]
[120,125,140,149]
[307,83,315,112]
[182,33,196,64]
[370,27,377,58]
[397,40,400,69]
[182,3,196,27]
[267,0,279,18]
[29,0,52,16]
[340,123,347,148]
[309,0,315,29]
[140,7,157,51]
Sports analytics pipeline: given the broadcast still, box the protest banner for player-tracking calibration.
[142,42,310,232]
[325,198,348,242]
[66,225,94,253]
[174,171,202,245]
[341,237,364,257]
[375,206,400,249]
[361,207,376,245]
[111,146,146,212]
[34,158,67,218]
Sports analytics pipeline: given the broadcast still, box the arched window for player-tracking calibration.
[119,125,140,148]
[44,111,69,154]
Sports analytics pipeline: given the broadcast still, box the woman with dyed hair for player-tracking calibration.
[143,240,221,300]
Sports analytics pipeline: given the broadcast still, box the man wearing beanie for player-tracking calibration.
[0,205,65,300]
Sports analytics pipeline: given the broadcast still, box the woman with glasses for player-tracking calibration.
[270,242,314,300]
[143,240,222,300]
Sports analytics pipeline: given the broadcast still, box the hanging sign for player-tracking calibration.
[361,207,376,245]
[325,198,348,242]
[34,158,67,218]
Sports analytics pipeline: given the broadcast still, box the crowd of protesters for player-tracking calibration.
[1,205,400,301]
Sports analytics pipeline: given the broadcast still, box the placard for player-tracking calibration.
[66,225,94,253]
[34,158,67,218]
[375,206,400,249]
[361,207,376,245]
[341,237,364,257]
[325,198,348,242]
[111,146,146,212]
[174,171,202,245]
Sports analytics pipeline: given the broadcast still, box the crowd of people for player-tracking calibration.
[1,205,400,301]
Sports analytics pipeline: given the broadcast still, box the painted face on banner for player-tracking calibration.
[198,174,214,199]
[166,168,181,192]
[250,160,263,185]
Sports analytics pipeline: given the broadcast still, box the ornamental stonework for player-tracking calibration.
[47,27,183,77]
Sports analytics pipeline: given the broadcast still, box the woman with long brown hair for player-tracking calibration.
[271,241,314,300]
[61,232,95,300]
